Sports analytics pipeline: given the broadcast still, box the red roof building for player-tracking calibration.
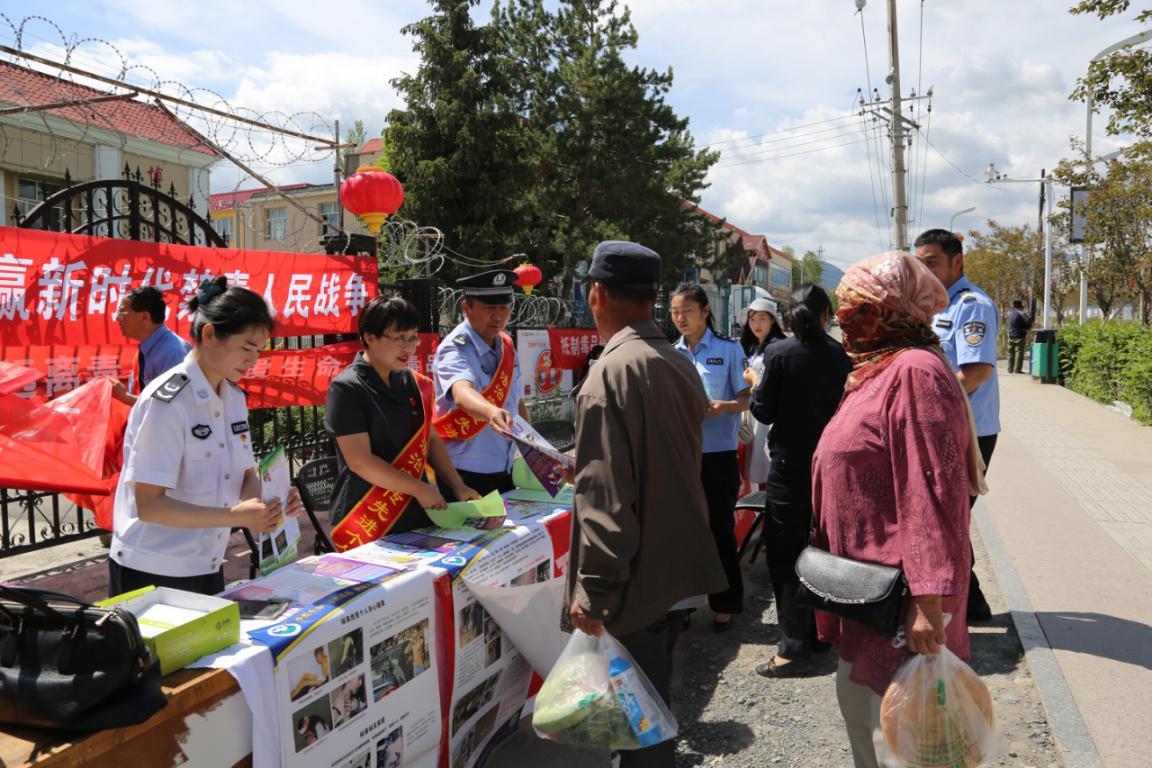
[0,60,219,157]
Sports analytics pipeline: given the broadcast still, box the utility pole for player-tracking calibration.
[886,0,909,251]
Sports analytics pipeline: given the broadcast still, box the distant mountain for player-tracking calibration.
[820,262,846,292]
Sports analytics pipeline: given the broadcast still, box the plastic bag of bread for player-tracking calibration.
[879,647,997,767]
[532,629,677,750]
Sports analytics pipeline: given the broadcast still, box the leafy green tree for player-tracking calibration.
[800,250,824,286]
[1054,142,1152,322]
[385,0,536,276]
[495,0,720,289]
[1070,2,1152,138]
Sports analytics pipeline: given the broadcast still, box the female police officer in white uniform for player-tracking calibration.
[109,276,300,596]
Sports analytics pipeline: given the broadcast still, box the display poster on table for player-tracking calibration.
[250,569,442,768]
[429,525,555,768]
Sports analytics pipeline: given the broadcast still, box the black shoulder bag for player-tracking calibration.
[794,546,908,637]
[0,585,168,731]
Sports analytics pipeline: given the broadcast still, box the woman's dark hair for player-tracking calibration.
[358,295,420,346]
[740,310,786,355]
[186,275,275,342]
[787,283,833,344]
[670,283,716,332]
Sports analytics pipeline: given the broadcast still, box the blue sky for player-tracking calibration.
[0,0,1144,267]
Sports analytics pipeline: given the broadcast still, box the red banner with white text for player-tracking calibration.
[237,333,443,408]
[546,327,601,370]
[0,226,377,347]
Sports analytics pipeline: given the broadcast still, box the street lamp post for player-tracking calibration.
[1081,30,1152,324]
[986,164,1055,329]
[949,207,976,232]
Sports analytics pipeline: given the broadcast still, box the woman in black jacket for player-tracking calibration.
[749,283,852,677]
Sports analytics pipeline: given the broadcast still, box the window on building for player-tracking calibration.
[319,202,339,233]
[266,207,288,240]
[213,216,234,245]
[16,177,63,216]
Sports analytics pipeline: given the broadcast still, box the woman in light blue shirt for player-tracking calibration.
[671,284,751,631]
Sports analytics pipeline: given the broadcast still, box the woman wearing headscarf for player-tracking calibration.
[749,284,851,678]
[810,251,986,768]
[738,296,785,489]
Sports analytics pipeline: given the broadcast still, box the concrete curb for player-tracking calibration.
[973,499,1104,768]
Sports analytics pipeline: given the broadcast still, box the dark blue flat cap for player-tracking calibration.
[587,240,661,290]
[457,269,518,304]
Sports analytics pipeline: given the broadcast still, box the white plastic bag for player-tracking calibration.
[879,646,997,767]
[532,629,678,750]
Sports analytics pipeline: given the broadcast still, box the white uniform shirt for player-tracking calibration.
[110,354,256,577]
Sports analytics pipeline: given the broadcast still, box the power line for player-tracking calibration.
[717,126,863,162]
[713,136,873,169]
[859,114,888,252]
[924,135,1004,189]
[700,114,859,148]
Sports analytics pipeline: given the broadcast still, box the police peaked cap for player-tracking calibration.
[457,269,518,304]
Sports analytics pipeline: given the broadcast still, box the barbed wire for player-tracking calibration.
[436,288,571,329]
[0,12,337,218]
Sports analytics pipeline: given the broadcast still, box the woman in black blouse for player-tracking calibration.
[325,296,481,543]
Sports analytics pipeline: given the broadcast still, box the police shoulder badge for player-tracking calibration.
[191,424,212,440]
[453,334,468,346]
[152,373,190,403]
[962,321,987,346]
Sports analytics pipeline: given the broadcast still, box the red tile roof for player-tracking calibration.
[684,202,785,261]
[358,137,384,154]
[0,60,220,157]
[209,183,316,211]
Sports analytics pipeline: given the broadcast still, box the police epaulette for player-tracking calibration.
[962,293,978,303]
[452,333,468,346]
[152,373,190,403]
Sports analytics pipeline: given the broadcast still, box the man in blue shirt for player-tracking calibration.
[112,286,192,406]
[432,269,529,499]
[914,229,999,622]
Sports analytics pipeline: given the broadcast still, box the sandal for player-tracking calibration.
[755,657,813,678]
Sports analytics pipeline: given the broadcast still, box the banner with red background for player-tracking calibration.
[546,327,601,370]
[0,226,376,346]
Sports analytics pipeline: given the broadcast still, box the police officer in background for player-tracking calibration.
[432,269,530,500]
[914,229,999,622]
[112,286,191,406]
[670,284,751,632]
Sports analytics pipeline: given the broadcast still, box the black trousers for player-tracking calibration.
[438,469,514,502]
[967,434,999,599]
[764,456,818,659]
[702,451,743,615]
[108,559,225,598]
[615,610,688,768]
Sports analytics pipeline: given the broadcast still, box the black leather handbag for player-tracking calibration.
[0,585,168,731]
[794,546,908,637]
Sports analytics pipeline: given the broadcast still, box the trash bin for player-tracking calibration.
[1031,329,1059,384]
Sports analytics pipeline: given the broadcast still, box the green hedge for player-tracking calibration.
[1057,321,1152,425]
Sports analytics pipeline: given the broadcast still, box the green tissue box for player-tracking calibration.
[99,586,240,675]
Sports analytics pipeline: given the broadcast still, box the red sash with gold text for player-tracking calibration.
[331,372,436,552]
[433,332,514,441]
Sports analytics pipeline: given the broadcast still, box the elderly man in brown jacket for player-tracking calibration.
[565,240,727,768]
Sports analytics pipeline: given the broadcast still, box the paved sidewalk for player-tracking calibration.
[981,365,1152,768]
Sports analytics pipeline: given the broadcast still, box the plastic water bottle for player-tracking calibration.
[608,655,662,747]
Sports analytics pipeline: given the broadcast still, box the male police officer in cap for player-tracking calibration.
[432,269,530,499]
[914,228,999,622]
[565,240,726,768]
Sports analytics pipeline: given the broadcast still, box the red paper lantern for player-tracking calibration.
[340,165,404,234]
[513,263,543,295]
